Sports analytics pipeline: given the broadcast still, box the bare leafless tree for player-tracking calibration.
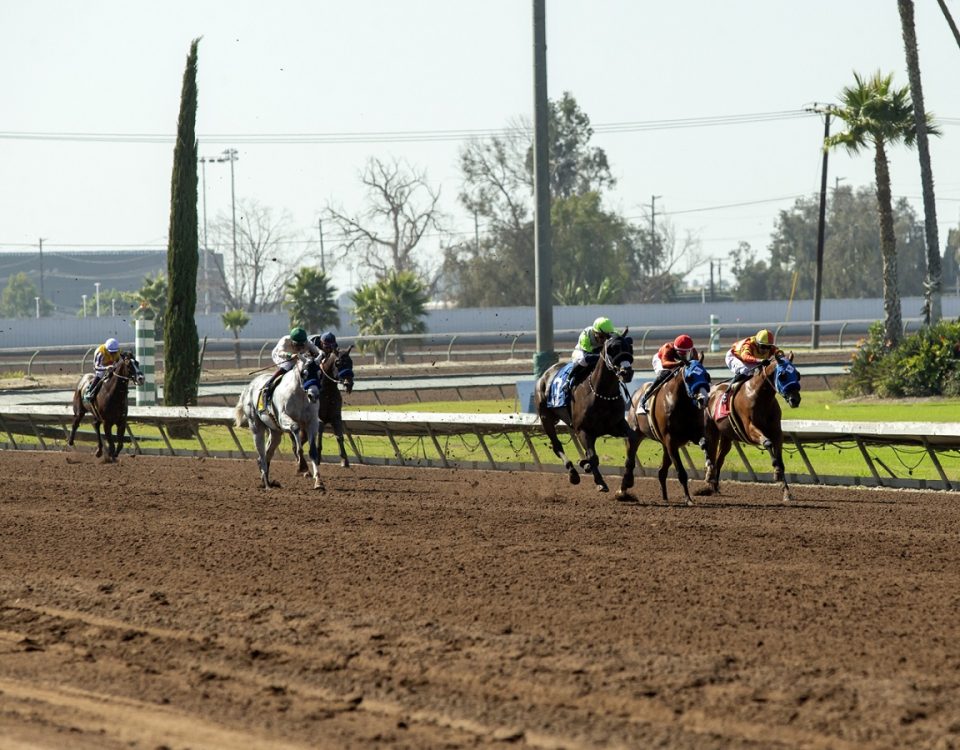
[323,157,445,282]
[209,198,303,312]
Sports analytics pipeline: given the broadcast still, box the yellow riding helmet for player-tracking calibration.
[755,329,774,347]
[593,317,615,335]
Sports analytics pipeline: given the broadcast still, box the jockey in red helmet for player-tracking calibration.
[639,334,698,412]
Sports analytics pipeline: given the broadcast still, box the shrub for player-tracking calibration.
[840,319,960,398]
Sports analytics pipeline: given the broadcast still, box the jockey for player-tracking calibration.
[263,327,321,408]
[639,334,698,412]
[310,331,338,359]
[566,316,616,393]
[723,328,783,400]
[86,337,121,398]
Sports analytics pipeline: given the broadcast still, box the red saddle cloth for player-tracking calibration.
[713,389,732,422]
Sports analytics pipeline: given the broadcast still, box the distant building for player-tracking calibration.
[0,248,224,315]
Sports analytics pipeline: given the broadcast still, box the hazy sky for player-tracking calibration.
[3,0,959,294]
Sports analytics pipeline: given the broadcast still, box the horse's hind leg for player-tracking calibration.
[263,429,283,488]
[541,413,579,485]
[578,431,608,493]
[250,424,272,489]
[67,403,85,447]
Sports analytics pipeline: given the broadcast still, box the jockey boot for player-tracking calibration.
[262,367,285,410]
[565,361,590,397]
[85,375,102,400]
[722,370,750,404]
[640,368,673,412]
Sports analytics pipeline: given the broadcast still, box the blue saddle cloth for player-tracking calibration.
[546,362,576,409]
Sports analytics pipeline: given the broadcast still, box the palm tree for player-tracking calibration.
[283,267,340,335]
[898,0,942,325]
[825,71,939,348]
[351,271,428,363]
[221,309,251,368]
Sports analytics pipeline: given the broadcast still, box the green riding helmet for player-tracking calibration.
[290,327,307,344]
[593,316,615,335]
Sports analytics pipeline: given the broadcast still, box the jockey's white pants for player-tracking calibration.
[725,350,752,376]
[571,348,590,366]
[651,354,666,375]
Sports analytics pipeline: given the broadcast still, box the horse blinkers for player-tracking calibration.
[774,356,802,408]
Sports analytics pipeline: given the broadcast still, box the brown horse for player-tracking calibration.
[295,346,355,472]
[67,352,145,460]
[702,353,802,503]
[623,356,712,506]
[534,331,636,494]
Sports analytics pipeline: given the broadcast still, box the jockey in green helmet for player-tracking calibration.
[566,316,616,393]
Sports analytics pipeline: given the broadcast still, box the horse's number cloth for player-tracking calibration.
[546,363,576,409]
[713,390,732,421]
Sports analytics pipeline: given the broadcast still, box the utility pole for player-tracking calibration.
[222,148,240,295]
[531,0,555,377]
[199,155,211,314]
[709,260,715,302]
[317,217,326,276]
[812,110,831,349]
[38,237,46,301]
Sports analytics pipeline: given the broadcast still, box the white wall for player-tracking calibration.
[0,296,956,350]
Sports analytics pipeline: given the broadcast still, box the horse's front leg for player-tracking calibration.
[112,420,126,460]
[577,430,608,493]
[93,419,104,459]
[663,437,694,507]
[617,424,642,500]
[262,429,283,488]
[763,437,792,503]
[541,413,579,485]
[306,426,324,491]
[701,418,724,494]
[293,428,308,473]
[333,420,349,468]
[250,424,272,489]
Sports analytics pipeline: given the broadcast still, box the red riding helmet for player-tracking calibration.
[673,334,694,352]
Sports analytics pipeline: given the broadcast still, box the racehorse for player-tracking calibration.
[67,352,145,461]
[702,353,802,503]
[235,354,323,490]
[534,330,636,494]
[295,346,355,472]
[623,356,712,506]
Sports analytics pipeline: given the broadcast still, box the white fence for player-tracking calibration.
[0,404,956,492]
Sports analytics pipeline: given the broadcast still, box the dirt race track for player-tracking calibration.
[2,451,960,750]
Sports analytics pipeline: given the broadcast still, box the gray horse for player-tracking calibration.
[235,355,323,490]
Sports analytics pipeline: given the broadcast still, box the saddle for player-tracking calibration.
[257,373,284,414]
[546,363,576,409]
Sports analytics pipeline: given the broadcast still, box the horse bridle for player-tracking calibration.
[317,351,349,388]
[587,338,633,402]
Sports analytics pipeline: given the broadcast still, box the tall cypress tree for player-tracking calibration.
[164,38,201,405]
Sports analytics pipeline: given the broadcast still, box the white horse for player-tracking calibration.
[235,355,323,490]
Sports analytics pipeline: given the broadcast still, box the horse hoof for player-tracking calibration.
[597,485,609,493]
[568,471,580,486]
[614,490,635,502]
[341,460,350,468]
[685,498,695,507]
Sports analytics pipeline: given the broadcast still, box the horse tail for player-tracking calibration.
[234,393,248,428]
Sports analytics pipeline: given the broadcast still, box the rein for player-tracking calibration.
[586,341,632,403]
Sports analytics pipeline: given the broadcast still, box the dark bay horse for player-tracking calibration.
[296,346,355,472]
[623,356,712,506]
[702,353,802,503]
[235,354,323,490]
[67,352,145,460]
[534,331,636,493]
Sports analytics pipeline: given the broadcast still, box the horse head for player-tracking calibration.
[603,328,634,383]
[335,346,355,394]
[682,358,711,410]
[771,352,801,408]
[118,352,146,387]
[298,355,322,403]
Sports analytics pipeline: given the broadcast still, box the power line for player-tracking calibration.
[0,110,828,145]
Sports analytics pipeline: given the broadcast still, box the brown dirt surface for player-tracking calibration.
[2,451,958,749]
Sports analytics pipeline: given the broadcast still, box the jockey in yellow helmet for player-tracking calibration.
[722,329,783,400]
